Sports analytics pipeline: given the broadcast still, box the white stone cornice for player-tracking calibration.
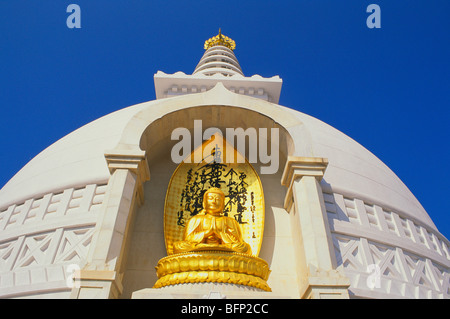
[154,70,282,103]
[281,156,328,212]
[104,149,150,206]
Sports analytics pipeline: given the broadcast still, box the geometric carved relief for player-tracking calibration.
[0,183,106,233]
[13,232,55,269]
[402,252,434,289]
[323,191,449,296]
[324,184,450,297]
[8,226,96,271]
[367,242,403,280]
[0,182,105,263]
[332,232,450,298]
[0,239,20,272]
[53,226,95,264]
[432,262,450,295]
[324,191,450,262]
[0,225,97,297]
[333,234,366,271]
[0,184,106,296]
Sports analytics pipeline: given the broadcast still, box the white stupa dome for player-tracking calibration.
[0,83,448,299]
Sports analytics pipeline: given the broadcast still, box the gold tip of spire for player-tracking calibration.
[204,29,236,51]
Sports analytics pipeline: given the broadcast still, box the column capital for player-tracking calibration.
[105,149,150,179]
[105,149,150,206]
[281,156,328,211]
[281,156,328,186]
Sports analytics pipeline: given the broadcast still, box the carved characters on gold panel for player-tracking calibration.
[164,133,265,257]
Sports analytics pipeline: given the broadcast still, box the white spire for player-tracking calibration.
[193,45,243,76]
[193,29,243,76]
[154,30,282,103]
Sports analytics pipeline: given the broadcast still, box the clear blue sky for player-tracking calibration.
[0,1,449,238]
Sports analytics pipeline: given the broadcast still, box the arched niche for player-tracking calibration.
[119,104,300,297]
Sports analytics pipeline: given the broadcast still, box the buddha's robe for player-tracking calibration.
[174,211,251,254]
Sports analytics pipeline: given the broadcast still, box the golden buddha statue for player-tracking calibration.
[154,136,271,291]
[173,188,252,255]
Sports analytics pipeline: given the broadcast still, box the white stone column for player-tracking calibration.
[70,150,150,299]
[281,156,350,299]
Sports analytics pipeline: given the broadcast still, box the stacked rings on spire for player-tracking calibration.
[193,45,244,77]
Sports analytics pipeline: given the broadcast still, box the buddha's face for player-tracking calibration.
[204,191,224,215]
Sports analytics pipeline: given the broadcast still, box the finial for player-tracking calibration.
[204,29,236,51]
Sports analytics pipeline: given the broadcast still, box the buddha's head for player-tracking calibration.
[203,188,225,215]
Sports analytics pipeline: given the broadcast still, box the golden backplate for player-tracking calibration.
[164,134,265,257]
